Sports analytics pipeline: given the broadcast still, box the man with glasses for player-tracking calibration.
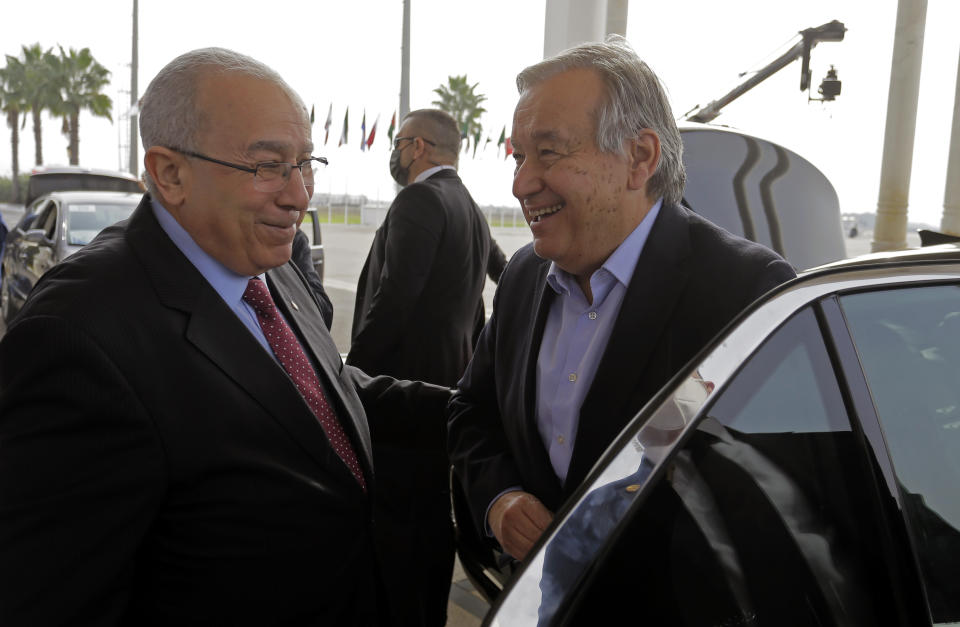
[0,48,449,626]
[348,108,503,626]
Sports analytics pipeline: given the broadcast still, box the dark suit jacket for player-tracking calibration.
[348,168,492,388]
[347,169,494,626]
[0,196,448,626]
[292,227,333,329]
[448,202,797,533]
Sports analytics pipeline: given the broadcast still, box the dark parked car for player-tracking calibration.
[1,190,140,324]
[466,243,960,626]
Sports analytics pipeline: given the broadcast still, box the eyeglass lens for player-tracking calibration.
[254,160,318,193]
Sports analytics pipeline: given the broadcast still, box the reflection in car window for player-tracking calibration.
[36,203,59,240]
[560,308,893,626]
[842,285,960,623]
[66,203,137,246]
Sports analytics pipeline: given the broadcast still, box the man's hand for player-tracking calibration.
[488,490,554,560]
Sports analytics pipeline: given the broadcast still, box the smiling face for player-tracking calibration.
[176,71,312,276]
[512,68,653,281]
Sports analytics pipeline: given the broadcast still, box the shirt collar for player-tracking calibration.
[546,197,663,296]
[414,164,456,183]
[150,197,264,307]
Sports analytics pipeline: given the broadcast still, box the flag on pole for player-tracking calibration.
[472,129,482,158]
[387,111,396,145]
[323,103,333,145]
[366,114,379,150]
[497,126,506,156]
[338,107,349,147]
[310,105,315,125]
[360,110,367,151]
[504,137,513,160]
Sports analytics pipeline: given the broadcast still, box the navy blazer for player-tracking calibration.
[448,202,797,532]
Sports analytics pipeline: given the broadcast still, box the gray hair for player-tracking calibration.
[139,47,306,195]
[516,35,685,205]
[402,108,462,165]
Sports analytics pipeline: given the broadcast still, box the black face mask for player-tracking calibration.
[389,147,410,186]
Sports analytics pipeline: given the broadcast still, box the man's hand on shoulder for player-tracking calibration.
[489,490,554,560]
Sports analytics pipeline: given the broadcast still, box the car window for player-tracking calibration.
[841,285,960,623]
[31,202,59,241]
[65,203,137,246]
[555,308,894,626]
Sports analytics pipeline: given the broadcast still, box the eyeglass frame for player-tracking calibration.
[392,136,437,150]
[171,148,328,193]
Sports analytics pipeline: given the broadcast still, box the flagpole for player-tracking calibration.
[400,0,410,121]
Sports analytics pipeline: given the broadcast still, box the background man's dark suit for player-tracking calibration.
[292,227,333,329]
[348,167,493,626]
[349,168,492,387]
[0,198,448,625]
[448,202,796,534]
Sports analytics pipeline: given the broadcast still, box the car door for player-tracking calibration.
[837,284,960,624]
[487,273,960,626]
[22,199,61,291]
[4,200,58,313]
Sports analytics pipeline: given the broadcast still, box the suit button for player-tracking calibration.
[568,373,577,382]
[588,311,598,320]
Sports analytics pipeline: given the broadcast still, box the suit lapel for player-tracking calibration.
[268,264,374,479]
[565,203,693,491]
[126,198,364,490]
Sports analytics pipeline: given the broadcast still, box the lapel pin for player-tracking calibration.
[291,300,300,311]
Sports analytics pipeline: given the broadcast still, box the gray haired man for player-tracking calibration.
[448,36,796,561]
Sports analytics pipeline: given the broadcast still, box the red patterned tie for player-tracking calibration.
[243,278,366,491]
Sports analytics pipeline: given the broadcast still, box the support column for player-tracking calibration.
[128,0,138,177]
[606,0,629,37]
[872,0,928,252]
[940,48,960,236]
[543,0,612,59]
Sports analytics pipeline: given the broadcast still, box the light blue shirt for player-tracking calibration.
[535,198,662,483]
[150,198,274,355]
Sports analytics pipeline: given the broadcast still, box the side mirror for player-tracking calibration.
[23,230,48,244]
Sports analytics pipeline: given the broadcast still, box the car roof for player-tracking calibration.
[36,190,143,204]
[29,165,139,181]
[803,242,960,274]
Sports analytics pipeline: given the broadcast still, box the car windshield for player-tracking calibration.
[66,203,137,246]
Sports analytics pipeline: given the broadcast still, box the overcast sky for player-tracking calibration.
[1,0,958,227]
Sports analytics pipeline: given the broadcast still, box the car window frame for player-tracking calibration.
[485,267,960,627]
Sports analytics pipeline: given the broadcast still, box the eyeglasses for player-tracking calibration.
[173,149,328,193]
[393,136,437,150]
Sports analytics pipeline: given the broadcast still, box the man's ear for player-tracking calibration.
[413,136,430,160]
[144,146,189,207]
[626,129,661,192]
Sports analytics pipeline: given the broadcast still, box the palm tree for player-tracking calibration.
[432,75,487,152]
[19,43,60,166]
[0,56,27,203]
[52,46,112,165]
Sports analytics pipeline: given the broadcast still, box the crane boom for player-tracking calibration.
[685,20,846,124]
